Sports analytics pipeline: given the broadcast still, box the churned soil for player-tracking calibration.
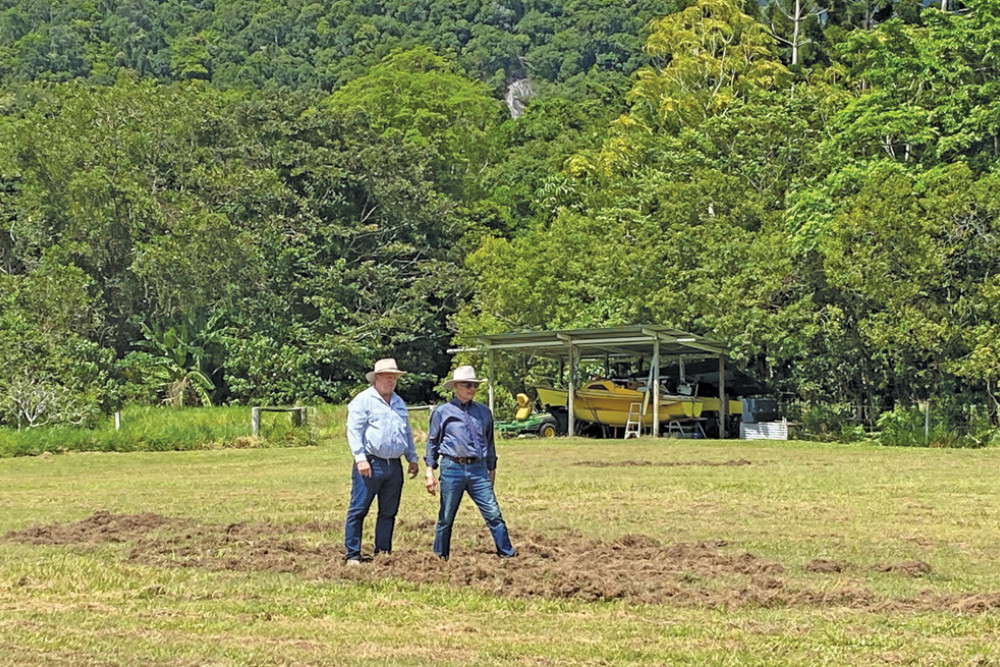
[4,511,995,612]
[872,560,934,577]
[805,558,853,574]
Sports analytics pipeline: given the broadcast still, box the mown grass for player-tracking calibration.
[2,436,1000,665]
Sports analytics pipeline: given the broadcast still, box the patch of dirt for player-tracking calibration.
[4,512,994,613]
[871,560,933,577]
[949,593,1000,613]
[805,558,852,573]
[908,536,934,547]
[574,459,752,468]
[5,510,194,545]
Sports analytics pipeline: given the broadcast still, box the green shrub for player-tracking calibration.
[838,424,870,443]
[790,403,859,441]
[875,405,928,447]
[874,403,997,448]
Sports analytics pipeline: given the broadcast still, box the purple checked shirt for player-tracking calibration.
[424,398,497,471]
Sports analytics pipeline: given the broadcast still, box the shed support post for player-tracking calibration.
[718,356,727,438]
[488,349,496,414]
[567,344,576,438]
[652,338,661,437]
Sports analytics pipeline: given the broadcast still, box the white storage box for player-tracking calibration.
[740,419,788,440]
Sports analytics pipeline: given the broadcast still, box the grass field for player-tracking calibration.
[3,435,1000,666]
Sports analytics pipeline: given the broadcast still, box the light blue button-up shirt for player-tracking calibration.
[346,386,418,464]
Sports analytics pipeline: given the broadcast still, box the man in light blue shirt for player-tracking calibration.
[344,358,419,564]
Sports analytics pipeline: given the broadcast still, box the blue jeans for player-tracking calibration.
[344,457,403,560]
[434,458,514,559]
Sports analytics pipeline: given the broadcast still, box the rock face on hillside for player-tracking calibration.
[505,77,533,118]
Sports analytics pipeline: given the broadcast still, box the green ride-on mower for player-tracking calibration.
[496,393,560,439]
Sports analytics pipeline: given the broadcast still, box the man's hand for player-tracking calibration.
[425,472,438,495]
[356,460,372,477]
[489,469,496,485]
[408,461,419,478]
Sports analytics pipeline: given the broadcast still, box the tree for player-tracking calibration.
[630,0,791,130]
[764,0,825,66]
[131,314,220,407]
[0,262,114,427]
[168,31,217,80]
[327,46,503,197]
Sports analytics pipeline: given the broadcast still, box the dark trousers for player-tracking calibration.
[344,457,403,560]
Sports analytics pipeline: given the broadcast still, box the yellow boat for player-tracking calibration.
[700,397,743,416]
[534,380,704,428]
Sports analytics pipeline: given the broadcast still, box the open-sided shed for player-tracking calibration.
[450,325,732,438]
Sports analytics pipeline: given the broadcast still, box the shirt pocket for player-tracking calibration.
[367,407,387,435]
[468,415,484,441]
[372,405,405,441]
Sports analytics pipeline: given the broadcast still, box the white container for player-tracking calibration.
[740,418,788,440]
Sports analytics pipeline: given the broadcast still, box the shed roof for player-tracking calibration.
[459,325,727,361]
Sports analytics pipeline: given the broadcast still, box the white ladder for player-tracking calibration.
[624,402,643,439]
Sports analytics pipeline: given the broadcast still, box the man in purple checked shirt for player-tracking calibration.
[424,365,515,560]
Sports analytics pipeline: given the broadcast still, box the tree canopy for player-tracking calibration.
[3,0,1000,438]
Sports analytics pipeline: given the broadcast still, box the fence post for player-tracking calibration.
[924,401,930,445]
[252,407,261,437]
[307,406,317,444]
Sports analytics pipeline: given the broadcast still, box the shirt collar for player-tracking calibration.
[369,385,396,406]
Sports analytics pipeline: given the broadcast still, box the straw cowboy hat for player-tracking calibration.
[443,365,484,390]
[366,358,407,383]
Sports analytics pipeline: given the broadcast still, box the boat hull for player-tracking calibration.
[700,397,743,415]
[535,382,704,428]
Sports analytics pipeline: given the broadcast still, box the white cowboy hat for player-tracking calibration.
[366,358,406,383]
[443,365,484,390]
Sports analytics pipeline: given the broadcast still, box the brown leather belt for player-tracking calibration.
[444,455,479,464]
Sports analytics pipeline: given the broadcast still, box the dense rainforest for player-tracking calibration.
[2,0,999,441]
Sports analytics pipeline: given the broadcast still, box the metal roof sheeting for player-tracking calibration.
[455,325,727,361]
